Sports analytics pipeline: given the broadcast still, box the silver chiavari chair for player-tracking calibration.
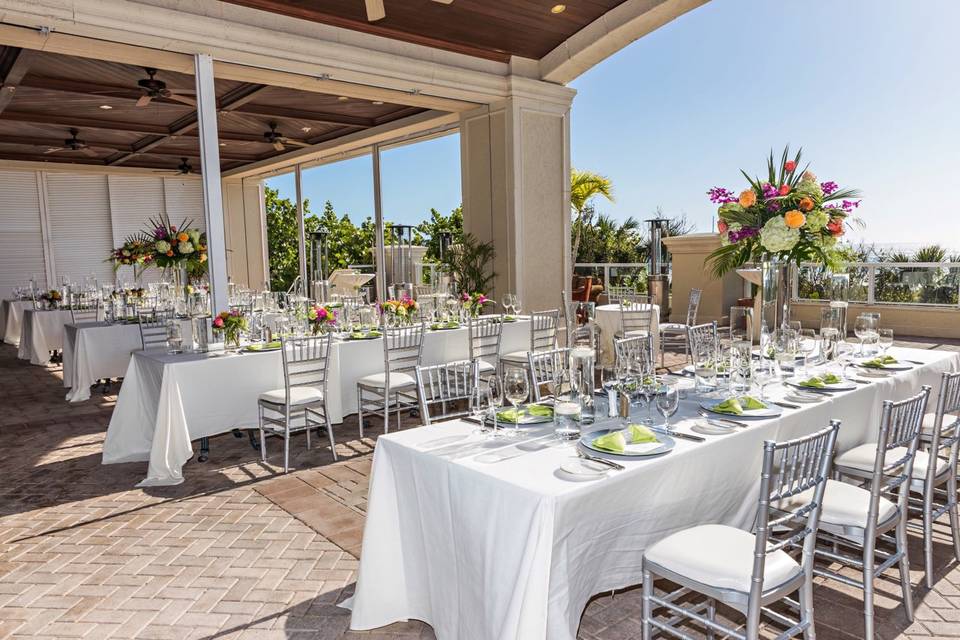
[687,321,719,358]
[415,360,479,425]
[658,288,702,366]
[357,322,425,436]
[613,335,654,374]
[814,387,930,639]
[908,371,960,588]
[467,314,503,381]
[617,298,653,340]
[606,284,636,305]
[70,297,101,324]
[527,347,570,402]
[642,422,839,640]
[258,334,335,471]
[414,284,434,299]
[137,309,174,350]
[500,308,560,374]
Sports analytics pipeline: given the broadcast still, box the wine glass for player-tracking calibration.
[798,329,818,374]
[503,369,529,438]
[753,359,776,401]
[656,379,680,430]
[878,328,894,355]
[512,295,522,316]
[640,368,659,423]
[165,320,182,355]
[487,376,504,438]
[854,314,877,355]
[692,341,717,395]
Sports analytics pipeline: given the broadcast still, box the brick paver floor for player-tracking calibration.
[2,338,960,639]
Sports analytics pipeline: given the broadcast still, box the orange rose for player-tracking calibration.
[738,189,757,208]
[166,250,174,256]
[784,210,806,229]
[177,232,189,242]
[798,197,814,212]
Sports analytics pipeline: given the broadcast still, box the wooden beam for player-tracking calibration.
[230,103,373,128]
[0,110,170,135]
[0,151,106,166]
[0,48,34,115]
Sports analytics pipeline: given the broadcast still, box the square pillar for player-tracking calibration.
[460,81,574,312]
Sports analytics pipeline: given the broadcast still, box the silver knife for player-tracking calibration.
[772,400,800,410]
[647,425,706,442]
[697,409,749,429]
[578,450,625,471]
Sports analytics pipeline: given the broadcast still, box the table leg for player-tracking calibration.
[197,437,209,463]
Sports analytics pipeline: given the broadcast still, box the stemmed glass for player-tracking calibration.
[656,379,680,430]
[512,295,522,316]
[693,341,717,396]
[854,313,878,355]
[165,319,182,355]
[503,369,529,438]
[640,366,659,424]
[753,359,776,401]
[878,328,894,355]
[486,376,504,438]
[798,329,818,374]
[501,293,514,316]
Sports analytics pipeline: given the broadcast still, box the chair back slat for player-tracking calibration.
[684,288,702,326]
[138,309,174,350]
[282,334,332,396]
[468,315,503,364]
[529,309,559,353]
[606,285,635,305]
[71,299,101,323]
[619,301,652,336]
[926,371,960,483]
[613,335,653,373]
[527,347,570,402]
[383,323,425,375]
[687,321,718,357]
[415,360,479,424]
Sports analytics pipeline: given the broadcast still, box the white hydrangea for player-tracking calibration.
[760,216,800,252]
[178,241,194,254]
[155,240,171,253]
[794,179,823,199]
[804,210,829,231]
[188,230,201,245]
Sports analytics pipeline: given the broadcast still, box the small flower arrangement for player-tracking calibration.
[109,238,154,270]
[212,309,248,348]
[308,304,338,334]
[39,290,62,308]
[380,297,418,324]
[706,146,861,277]
[460,292,491,318]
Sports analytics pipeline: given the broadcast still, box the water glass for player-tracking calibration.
[820,327,841,362]
[730,339,753,393]
[798,329,818,373]
[553,396,581,442]
[166,320,182,354]
[878,328,894,354]
[486,376,504,438]
[693,342,717,394]
[729,306,754,343]
[503,368,529,438]
[854,313,878,355]
[655,379,680,429]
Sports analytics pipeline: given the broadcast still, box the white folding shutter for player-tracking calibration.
[107,175,166,285]
[163,177,206,233]
[45,173,115,285]
[0,171,47,298]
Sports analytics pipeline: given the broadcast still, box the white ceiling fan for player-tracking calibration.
[365,0,453,22]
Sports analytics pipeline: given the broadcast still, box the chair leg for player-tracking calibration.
[705,598,716,640]
[948,474,960,562]
[325,413,338,462]
[283,410,291,474]
[258,405,267,464]
[923,484,935,589]
[305,415,312,450]
[897,515,915,622]
[862,537,876,640]
[641,566,653,640]
[799,573,817,640]
[382,390,390,434]
[357,387,365,439]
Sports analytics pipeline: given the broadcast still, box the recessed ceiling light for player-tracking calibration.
[99,104,113,110]
[337,96,349,101]
[551,4,566,13]
[372,100,384,105]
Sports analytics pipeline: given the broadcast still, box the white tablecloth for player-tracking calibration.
[345,346,959,639]
[103,319,532,486]
[63,321,191,403]
[595,303,660,366]
[1,299,33,346]
[17,308,74,365]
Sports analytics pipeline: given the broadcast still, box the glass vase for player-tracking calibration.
[760,257,793,335]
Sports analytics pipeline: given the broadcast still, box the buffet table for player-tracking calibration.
[103,319,531,486]
[344,346,959,639]
[17,308,74,365]
[1,299,34,346]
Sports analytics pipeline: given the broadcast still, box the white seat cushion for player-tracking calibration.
[357,371,415,389]
[644,524,801,594]
[623,329,650,338]
[659,323,687,333]
[478,358,496,373]
[259,386,323,405]
[911,450,953,481]
[835,443,949,480]
[922,412,960,434]
[776,479,898,532]
[501,350,529,363]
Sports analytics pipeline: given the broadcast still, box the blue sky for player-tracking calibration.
[269,0,960,246]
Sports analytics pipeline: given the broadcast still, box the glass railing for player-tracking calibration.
[796,262,960,306]
[574,263,663,294]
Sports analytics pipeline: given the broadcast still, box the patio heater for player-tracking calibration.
[389,224,415,300]
[309,226,330,302]
[436,231,453,293]
[646,218,669,321]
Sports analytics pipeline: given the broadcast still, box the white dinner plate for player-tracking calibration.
[559,457,609,480]
[681,364,730,378]
[855,358,912,371]
[579,428,675,458]
[784,391,826,404]
[699,400,783,419]
[785,378,857,393]
[858,368,892,378]
[691,420,737,436]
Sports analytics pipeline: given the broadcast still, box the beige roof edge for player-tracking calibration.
[222,109,460,181]
[540,0,710,84]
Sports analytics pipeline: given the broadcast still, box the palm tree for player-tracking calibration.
[570,169,614,262]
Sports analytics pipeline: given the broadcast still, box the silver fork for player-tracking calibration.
[577,449,625,471]
[697,409,749,428]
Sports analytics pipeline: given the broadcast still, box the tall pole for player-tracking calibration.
[193,53,228,314]
[373,143,386,302]
[295,164,307,295]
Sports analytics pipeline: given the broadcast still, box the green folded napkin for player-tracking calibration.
[799,377,826,388]
[496,404,553,423]
[822,373,842,384]
[527,404,554,417]
[350,331,381,339]
[247,341,281,351]
[430,321,459,330]
[628,424,658,444]
[592,431,627,453]
[863,355,898,368]
[740,396,766,410]
[712,398,744,415]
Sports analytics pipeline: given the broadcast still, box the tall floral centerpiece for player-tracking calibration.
[460,292,491,318]
[108,238,154,286]
[707,147,861,331]
[380,297,418,326]
[212,309,247,350]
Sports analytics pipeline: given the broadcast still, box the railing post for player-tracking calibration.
[867,265,876,304]
[604,264,610,289]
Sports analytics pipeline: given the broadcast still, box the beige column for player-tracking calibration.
[222,177,268,289]
[459,79,575,311]
[662,233,743,325]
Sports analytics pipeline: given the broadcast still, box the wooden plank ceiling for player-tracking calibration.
[220,0,626,62]
[0,46,426,173]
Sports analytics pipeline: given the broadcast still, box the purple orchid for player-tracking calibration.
[728,226,759,243]
[761,182,778,200]
[820,181,839,196]
[707,187,737,204]
[154,227,167,239]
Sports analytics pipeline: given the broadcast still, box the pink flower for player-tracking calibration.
[213,317,224,328]
[461,292,469,302]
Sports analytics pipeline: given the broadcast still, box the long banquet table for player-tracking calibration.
[344,346,960,640]
[103,318,531,487]
[17,308,74,365]
[1,299,34,346]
